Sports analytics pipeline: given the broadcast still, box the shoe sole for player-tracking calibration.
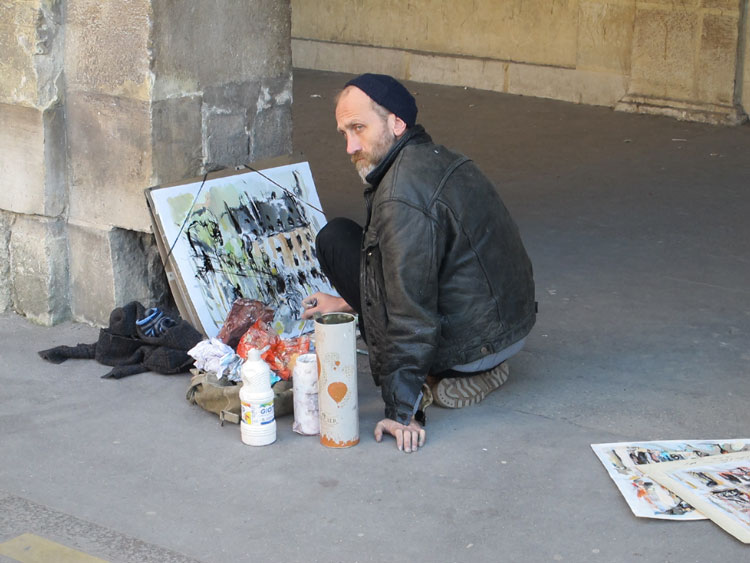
[433,362,509,409]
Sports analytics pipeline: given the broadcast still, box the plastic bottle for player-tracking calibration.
[239,348,276,446]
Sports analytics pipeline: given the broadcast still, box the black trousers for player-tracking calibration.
[315,217,364,317]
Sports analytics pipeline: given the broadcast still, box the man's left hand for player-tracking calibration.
[374,418,426,453]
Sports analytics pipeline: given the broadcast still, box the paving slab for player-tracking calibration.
[1,69,749,562]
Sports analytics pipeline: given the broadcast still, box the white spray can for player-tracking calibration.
[239,348,276,446]
[292,353,320,435]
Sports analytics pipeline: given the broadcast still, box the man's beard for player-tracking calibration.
[352,129,396,184]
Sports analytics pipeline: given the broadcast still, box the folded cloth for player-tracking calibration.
[38,301,204,379]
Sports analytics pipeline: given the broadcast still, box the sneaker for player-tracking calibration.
[432,362,509,409]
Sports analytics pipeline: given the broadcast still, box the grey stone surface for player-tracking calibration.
[0,492,203,563]
[111,228,171,311]
[251,103,293,162]
[65,0,151,100]
[201,75,293,169]
[151,0,292,100]
[250,73,294,161]
[66,91,153,233]
[67,224,116,325]
[67,225,171,327]
[2,0,295,329]
[202,109,249,171]
[1,71,749,562]
[0,102,67,216]
[0,104,47,215]
[151,95,203,185]
[9,215,68,325]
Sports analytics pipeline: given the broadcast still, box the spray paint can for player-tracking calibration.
[292,353,320,435]
[315,313,359,448]
[239,348,276,446]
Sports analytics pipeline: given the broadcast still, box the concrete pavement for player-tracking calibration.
[1,69,749,562]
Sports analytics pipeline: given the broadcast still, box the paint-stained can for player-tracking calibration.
[315,313,359,448]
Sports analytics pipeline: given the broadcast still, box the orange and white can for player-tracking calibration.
[315,313,359,448]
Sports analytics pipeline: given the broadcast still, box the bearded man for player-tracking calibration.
[302,73,536,453]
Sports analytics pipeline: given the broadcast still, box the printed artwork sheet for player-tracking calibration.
[640,452,750,543]
[591,439,750,521]
[148,162,335,338]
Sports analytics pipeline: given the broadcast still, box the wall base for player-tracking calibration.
[615,95,748,126]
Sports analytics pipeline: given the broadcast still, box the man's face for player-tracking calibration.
[336,87,398,183]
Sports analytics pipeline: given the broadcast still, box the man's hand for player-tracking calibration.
[301,292,354,319]
[374,418,426,453]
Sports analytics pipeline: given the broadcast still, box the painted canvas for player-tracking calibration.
[640,452,750,543]
[591,439,750,520]
[147,162,335,338]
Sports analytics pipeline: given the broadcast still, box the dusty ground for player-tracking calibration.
[1,69,749,562]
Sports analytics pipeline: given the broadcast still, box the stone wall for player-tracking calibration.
[1,0,293,326]
[0,0,68,324]
[291,0,749,125]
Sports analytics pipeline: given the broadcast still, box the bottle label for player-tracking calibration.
[241,400,275,425]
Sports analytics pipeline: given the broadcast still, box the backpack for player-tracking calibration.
[186,370,294,425]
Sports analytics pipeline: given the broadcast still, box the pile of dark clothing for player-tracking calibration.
[38,301,203,379]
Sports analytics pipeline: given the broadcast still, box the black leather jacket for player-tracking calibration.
[361,126,536,424]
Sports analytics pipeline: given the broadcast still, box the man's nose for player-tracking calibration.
[346,135,361,155]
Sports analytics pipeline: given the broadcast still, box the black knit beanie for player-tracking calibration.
[345,73,418,128]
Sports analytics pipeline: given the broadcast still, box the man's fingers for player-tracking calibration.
[395,429,404,451]
[374,421,384,442]
[403,429,413,452]
[418,428,426,448]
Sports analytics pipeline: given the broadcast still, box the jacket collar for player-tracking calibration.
[364,125,431,188]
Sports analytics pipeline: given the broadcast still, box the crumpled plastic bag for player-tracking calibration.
[217,299,275,349]
[188,338,244,382]
[237,320,311,380]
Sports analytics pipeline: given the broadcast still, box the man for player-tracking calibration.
[302,73,536,453]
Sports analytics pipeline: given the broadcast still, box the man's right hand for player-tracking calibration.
[374,417,426,453]
[301,292,354,319]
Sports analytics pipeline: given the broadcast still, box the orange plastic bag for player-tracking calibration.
[236,320,311,380]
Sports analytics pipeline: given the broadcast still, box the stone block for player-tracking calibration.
[629,9,698,100]
[508,63,628,107]
[292,0,578,67]
[702,0,738,9]
[0,1,39,105]
[250,104,293,162]
[65,0,151,100]
[151,0,291,100]
[577,1,636,74]
[697,14,740,105]
[67,224,115,325]
[9,215,69,325]
[151,95,203,185]
[68,223,171,326]
[202,111,249,171]
[408,54,507,92]
[0,104,45,214]
[0,102,66,217]
[203,81,262,112]
[66,92,153,233]
[249,74,293,161]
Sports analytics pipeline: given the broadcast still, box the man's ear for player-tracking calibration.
[392,115,408,137]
